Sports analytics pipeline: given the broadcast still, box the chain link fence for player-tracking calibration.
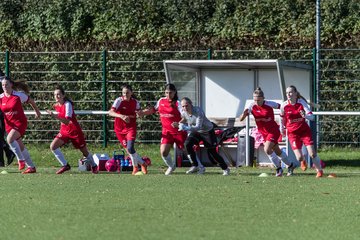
[1,49,359,147]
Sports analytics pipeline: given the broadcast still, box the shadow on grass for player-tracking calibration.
[325,159,360,167]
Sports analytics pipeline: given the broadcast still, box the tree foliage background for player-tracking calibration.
[0,0,359,51]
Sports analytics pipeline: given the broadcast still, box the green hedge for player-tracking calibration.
[0,0,359,51]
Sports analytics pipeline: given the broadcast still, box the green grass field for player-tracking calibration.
[1,144,360,240]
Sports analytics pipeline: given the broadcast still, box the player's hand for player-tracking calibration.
[46,110,53,117]
[122,115,130,123]
[300,110,305,118]
[171,122,179,128]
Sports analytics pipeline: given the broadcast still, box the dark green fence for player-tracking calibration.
[1,49,359,147]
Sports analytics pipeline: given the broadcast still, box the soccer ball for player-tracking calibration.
[105,159,119,172]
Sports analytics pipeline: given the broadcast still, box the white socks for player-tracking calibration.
[162,154,175,168]
[279,151,291,166]
[9,141,25,161]
[85,153,97,167]
[312,155,322,170]
[22,148,35,168]
[130,152,144,166]
[267,152,281,168]
[52,148,68,166]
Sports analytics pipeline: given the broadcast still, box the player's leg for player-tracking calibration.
[50,136,71,174]
[7,129,26,170]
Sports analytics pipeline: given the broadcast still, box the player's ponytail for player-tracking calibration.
[253,87,264,97]
[288,85,320,109]
[3,77,30,94]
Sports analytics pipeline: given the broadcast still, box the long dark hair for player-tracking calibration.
[1,76,30,94]
[165,83,178,107]
[55,85,73,104]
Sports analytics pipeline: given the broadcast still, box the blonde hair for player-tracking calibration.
[253,87,264,97]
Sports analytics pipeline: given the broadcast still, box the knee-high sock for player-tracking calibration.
[130,152,144,166]
[85,153,96,167]
[312,155,322,170]
[162,154,175,168]
[196,154,204,168]
[52,148,67,166]
[279,151,291,166]
[267,152,281,168]
[22,147,35,168]
[9,141,24,161]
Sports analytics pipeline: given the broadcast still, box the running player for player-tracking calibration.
[239,87,295,176]
[109,84,148,175]
[280,85,323,178]
[46,85,98,174]
[174,97,230,176]
[0,76,41,174]
[138,84,187,175]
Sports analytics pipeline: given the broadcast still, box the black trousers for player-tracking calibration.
[0,111,15,166]
[184,129,228,170]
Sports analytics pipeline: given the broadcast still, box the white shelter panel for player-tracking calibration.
[283,68,312,100]
[258,70,283,100]
[201,69,254,118]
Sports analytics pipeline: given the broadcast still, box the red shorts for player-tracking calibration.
[115,128,137,148]
[288,127,314,150]
[260,130,280,145]
[6,122,27,137]
[56,131,86,149]
[161,131,187,149]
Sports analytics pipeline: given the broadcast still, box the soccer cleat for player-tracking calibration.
[300,160,308,171]
[186,166,199,174]
[56,164,71,174]
[22,167,36,174]
[18,160,26,170]
[287,163,296,176]
[132,166,139,175]
[275,167,283,177]
[91,165,99,174]
[198,166,206,175]
[223,168,230,176]
[316,170,323,178]
[165,167,175,176]
[140,164,148,174]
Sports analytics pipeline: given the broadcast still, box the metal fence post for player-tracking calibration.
[207,48,212,60]
[102,50,108,147]
[5,50,10,77]
[312,48,319,149]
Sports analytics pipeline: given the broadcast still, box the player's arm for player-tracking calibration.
[27,97,41,119]
[137,106,156,117]
[279,103,287,135]
[239,108,249,122]
[109,108,131,123]
[299,99,315,121]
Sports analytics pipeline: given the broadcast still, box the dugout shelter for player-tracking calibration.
[163,59,313,167]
